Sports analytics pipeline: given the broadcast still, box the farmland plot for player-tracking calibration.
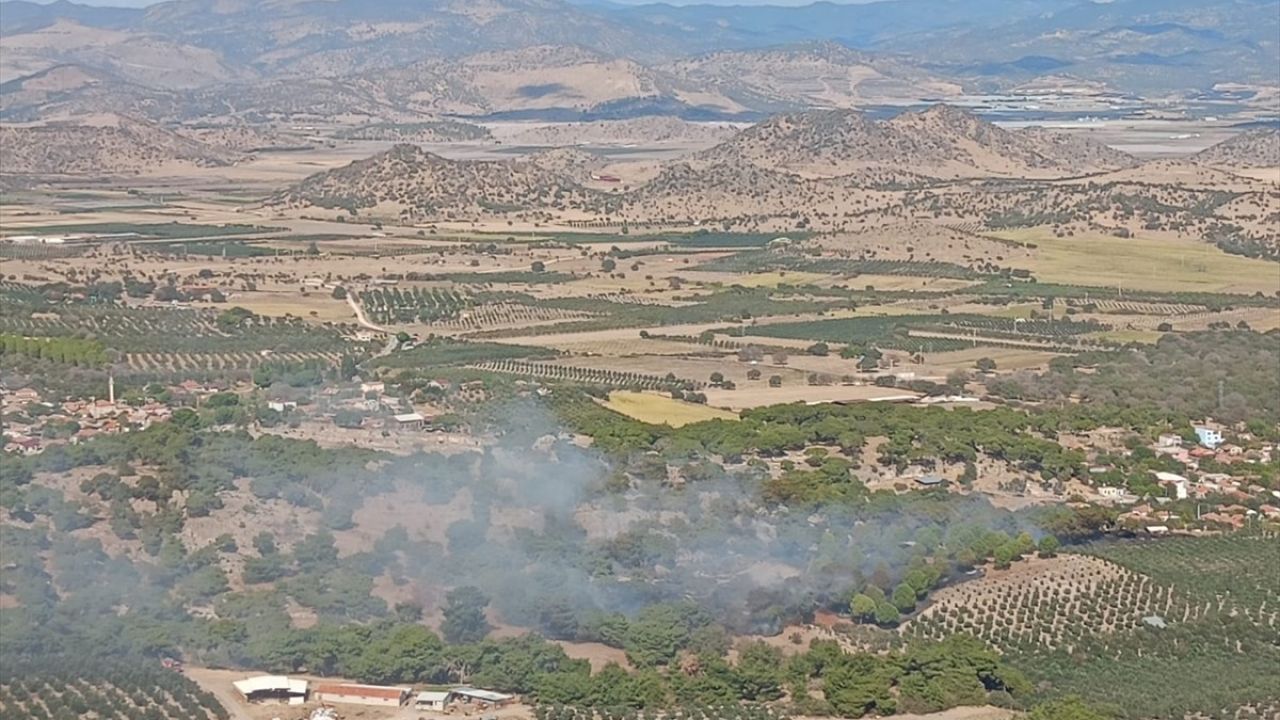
[0,658,228,720]
[468,360,701,390]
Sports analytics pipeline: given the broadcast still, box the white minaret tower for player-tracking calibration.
[108,374,115,405]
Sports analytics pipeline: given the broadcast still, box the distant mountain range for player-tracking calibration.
[0,0,1275,119]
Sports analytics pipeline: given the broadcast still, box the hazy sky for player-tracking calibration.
[19,0,887,6]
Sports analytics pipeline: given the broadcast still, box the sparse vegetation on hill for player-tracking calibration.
[0,116,239,175]
[334,120,493,143]
[1195,129,1280,169]
[271,143,616,220]
[695,106,1137,180]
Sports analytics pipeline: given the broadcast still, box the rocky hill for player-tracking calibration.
[0,115,239,175]
[697,105,1137,179]
[1194,129,1280,169]
[270,143,612,220]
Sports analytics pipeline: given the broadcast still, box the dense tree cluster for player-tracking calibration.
[988,331,1280,424]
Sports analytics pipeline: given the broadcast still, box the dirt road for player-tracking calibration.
[346,293,399,357]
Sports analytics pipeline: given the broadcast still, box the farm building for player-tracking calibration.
[233,675,308,705]
[394,412,427,429]
[415,690,451,710]
[449,687,515,708]
[313,683,410,707]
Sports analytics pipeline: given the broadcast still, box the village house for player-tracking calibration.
[1194,425,1224,449]
[10,387,41,403]
[1199,512,1245,529]
[4,436,42,455]
[393,412,428,430]
[86,400,121,419]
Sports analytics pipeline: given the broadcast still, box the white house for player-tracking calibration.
[1194,425,1223,449]
[394,412,427,429]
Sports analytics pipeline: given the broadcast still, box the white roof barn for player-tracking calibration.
[233,675,308,704]
[416,690,452,709]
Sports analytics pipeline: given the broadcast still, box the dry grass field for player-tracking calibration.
[604,390,739,426]
[992,230,1280,294]
[227,291,355,322]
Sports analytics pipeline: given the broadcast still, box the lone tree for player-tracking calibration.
[850,593,877,622]
[975,357,997,373]
[441,586,492,643]
[768,375,783,387]
[1037,535,1061,558]
[531,260,546,272]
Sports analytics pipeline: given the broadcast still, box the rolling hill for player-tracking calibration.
[1194,129,1280,169]
[269,143,613,220]
[696,105,1138,179]
[0,114,240,175]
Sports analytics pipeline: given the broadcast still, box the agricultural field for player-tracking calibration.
[0,221,278,240]
[0,659,228,720]
[738,313,1106,353]
[2,12,1280,719]
[990,230,1280,294]
[603,390,739,426]
[469,360,700,391]
[908,535,1280,719]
